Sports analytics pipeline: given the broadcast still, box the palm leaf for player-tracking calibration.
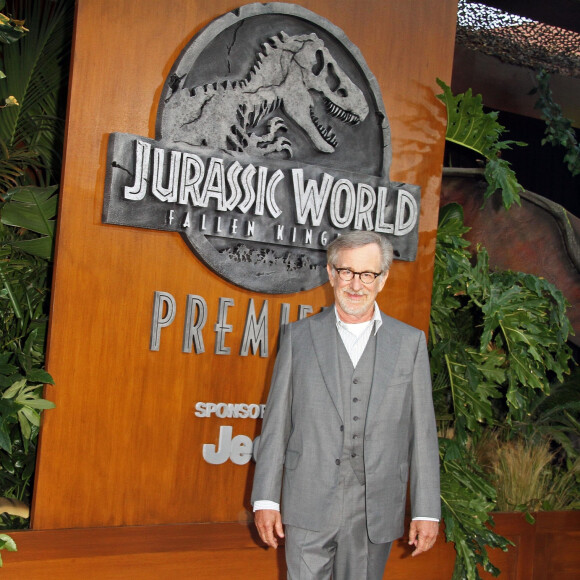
[0,0,74,181]
[1,184,57,259]
[0,185,57,259]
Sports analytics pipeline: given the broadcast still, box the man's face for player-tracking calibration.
[326,243,388,323]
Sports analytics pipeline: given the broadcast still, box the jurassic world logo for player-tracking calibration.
[102,3,421,294]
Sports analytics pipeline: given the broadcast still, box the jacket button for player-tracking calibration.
[353,378,359,384]
[335,459,341,465]
[353,416,359,421]
[340,425,344,432]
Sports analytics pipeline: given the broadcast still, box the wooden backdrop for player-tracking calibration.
[31,0,458,530]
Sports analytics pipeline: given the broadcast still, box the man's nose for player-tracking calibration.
[349,274,364,290]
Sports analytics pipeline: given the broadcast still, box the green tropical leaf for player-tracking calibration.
[22,398,53,410]
[436,78,526,209]
[440,456,511,580]
[1,185,58,260]
[0,378,53,452]
[9,235,53,259]
[534,70,580,176]
[0,9,28,46]
[25,368,53,384]
[0,533,16,551]
[0,419,13,453]
[0,257,24,318]
[483,157,523,207]
[1,185,57,234]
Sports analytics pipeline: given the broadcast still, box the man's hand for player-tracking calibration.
[254,509,285,549]
[408,520,439,556]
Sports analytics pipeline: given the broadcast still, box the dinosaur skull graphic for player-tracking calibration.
[161,31,369,157]
[281,32,369,153]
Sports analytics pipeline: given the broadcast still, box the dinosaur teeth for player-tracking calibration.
[324,97,361,126]
[310,106,339,148]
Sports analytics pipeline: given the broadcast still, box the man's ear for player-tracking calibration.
[326,264,335,287]
[377,270,389,292]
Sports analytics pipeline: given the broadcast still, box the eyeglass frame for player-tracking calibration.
[332,267,384,285]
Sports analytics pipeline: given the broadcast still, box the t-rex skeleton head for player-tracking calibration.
[276,31,369,153]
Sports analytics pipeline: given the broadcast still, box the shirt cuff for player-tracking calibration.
[412,517,439,522]
[253,500,280,512]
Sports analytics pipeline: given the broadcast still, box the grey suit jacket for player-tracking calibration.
[251,306,440,543]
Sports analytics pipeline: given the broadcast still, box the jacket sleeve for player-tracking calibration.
[250,324,294,505]
[409,331,441,520]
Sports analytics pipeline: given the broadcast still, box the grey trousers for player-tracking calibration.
[284,463,392,580]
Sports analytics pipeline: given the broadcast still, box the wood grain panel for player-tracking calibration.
[32,0,458,529]
[2,521,451,579]
[533,512,580,580]
[5,513,579,578]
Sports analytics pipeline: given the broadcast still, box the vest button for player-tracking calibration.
[353,397,359,403]
[351,453,357,458]
[353,378,359,384]
[340,425,344,432]
[353,416,359,421]
[335,459,341,465]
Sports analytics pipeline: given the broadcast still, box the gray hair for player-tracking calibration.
[327,231,394,272]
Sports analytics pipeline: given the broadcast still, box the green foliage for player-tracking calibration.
[1,185,57,259]
[440,450,511,580]
[0,1,27,46]
[510,370,580,469]
[0,0,27,110]
[533,70,580,177]
[0,533,16,565]
[0,1,72,541]
[0,0,73,187]
[436,79,526,210]
[430,203,575,579]
[0,185,56,531]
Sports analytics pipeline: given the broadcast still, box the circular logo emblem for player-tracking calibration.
[155,3,391,293]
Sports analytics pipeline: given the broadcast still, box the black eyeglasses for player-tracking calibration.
[333,267,383,285]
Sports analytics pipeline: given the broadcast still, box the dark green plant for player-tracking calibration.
[439,440,511,580]
[0,0,73,539]
[533,69,580,177]
[436,79,526,210]
[430,203,575,579]
[0,533,16,565]
[0,186,57,531]
[0,0,73,188]
[0,0,27,109]
[508,367,580,471]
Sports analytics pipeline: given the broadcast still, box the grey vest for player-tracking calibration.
[337,328,377,485]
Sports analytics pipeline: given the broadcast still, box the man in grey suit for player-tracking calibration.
[251,231,440,579]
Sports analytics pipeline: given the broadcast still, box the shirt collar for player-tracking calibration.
[334,302,383,335]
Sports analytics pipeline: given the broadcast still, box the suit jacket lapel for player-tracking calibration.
[309,307,343,421]
[367,313,402,423]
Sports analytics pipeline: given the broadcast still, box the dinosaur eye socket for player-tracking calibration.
[312,49,324,76]
[325,62,341,93]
